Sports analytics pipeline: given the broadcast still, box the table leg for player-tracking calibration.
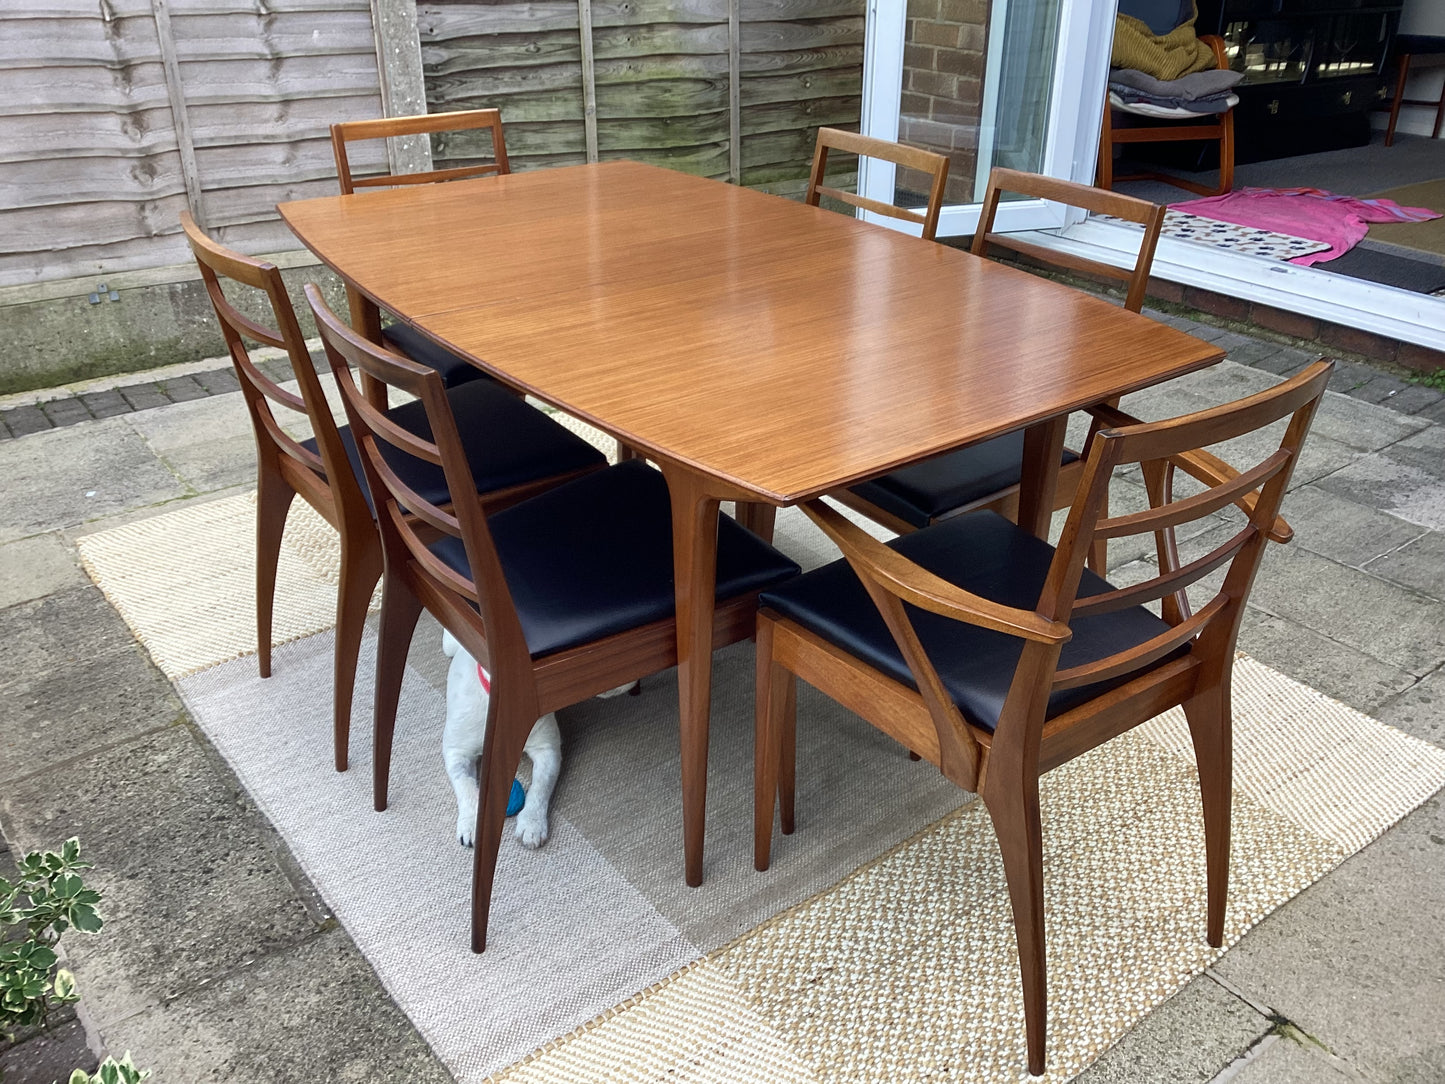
[661,462,722,888]
[345,284,390,412]
[735,502,777,543]
[1017,416,1067,539]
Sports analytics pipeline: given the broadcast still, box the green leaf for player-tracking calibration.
[69,904,103,934]
[53,969,76,1001]
[61,838,81,864]
[27,945,57,969]
[68,1071,91,1084]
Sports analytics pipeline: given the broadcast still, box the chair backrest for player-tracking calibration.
[331,109,511,195]
[805,128,950,241]
[179,212,365,520]
[972,167,1165,312]
[304,284,531,676]
[802,360,1332,777]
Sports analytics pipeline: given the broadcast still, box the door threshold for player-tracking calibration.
[1015,217,1445,353]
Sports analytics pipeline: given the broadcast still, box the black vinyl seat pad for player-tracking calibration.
[760,510,1183,734]
[849,430,1081,529]
[382,321,491,388]
[302,377,606,517]
[431,459,802,659]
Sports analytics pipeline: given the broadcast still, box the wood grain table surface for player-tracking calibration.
[279,160,1224,887]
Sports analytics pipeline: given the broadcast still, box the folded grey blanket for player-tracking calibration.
[1109,66,1243,99]
[1110,84,1235,113]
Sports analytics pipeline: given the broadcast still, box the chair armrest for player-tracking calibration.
[801,499,1071,644]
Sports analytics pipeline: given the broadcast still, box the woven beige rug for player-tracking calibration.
[78,491,1445,1084]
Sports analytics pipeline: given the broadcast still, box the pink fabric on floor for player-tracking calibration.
[1171,187,1442,266]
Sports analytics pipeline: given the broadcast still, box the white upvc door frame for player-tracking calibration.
[858,0,1120,238]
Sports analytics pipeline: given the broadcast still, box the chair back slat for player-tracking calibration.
[1051,595,1226,691]
[332,109,510,195]
[308,285,533,673]
[1092,449,1291,541]
[806,128,950,241]
[180,212,363,507]
[1069,526,1251,618]
[972,166,1164,312]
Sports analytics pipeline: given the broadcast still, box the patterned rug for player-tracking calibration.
[1095,209,1331,262]
[77,484,1445,1084]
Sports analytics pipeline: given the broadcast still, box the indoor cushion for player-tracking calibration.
[848,431,1081,529]
[382,321,491,388]
[760,510,1182,733]
[430,459,801,659]
[303,377,606,516]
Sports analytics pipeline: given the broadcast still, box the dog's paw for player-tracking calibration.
[456,801,477,848]
[515,806,549,849]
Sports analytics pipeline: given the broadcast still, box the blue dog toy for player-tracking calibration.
[506,779,526,817]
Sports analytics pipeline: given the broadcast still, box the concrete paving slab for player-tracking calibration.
[1364,531,1445,601]
[124,392,258,494]
[0,1015,97,1084]
[0,587,145,695]
[1229,541,1445,678]
[1075,974,1270,1084]
[0,417,188,543]
[1211,795,1445,1084]
[1237,609,1418,717]
[0,726,318,1028]
[1314,425,1445,532]
[1276,486,1428,569]
[0,642,185,786]
[1373,668,1445,748]
[1228,1033,1364,1084]
[0,531,87,607]
[1307,391,1431,453]
[98,930,451,1084]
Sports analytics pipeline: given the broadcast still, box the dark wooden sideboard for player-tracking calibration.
[1194,0,1403,162]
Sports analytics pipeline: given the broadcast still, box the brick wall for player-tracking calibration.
[898,0,991,204]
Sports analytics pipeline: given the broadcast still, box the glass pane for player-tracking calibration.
[894,0,1064,207]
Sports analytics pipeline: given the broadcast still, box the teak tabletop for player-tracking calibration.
[279,160,1224,886]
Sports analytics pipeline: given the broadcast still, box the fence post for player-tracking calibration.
[149,0,206,227]
[729,0,741,184]
[369,0,432,174]
[578,0,599,163]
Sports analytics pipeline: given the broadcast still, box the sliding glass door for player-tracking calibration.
[859,0,1117,236]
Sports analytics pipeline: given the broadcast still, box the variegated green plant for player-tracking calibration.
[0,837,102,1039]
[61,1053,150,1084]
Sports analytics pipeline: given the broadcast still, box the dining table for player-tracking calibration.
[278,159,1224,887]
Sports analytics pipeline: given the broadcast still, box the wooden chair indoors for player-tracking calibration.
[330,109,512,390]
[304,285,801,952]
[1097,34,1236,197]
[805,127,951,241]
[753,359,1332,1075]
[836,167,1166,561]
[181,213,607,772]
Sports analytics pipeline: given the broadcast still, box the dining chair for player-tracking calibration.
[753,359,1332,1075]
[805,128,951,241]
[330,109,511,390]
[836,167,1166,571]
[304,285,801,952]
[182,213,607,772]
[1098,35,1236,197]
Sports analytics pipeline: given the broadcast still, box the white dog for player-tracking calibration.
[442,631,635,850]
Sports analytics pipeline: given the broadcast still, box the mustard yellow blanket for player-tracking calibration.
[1111,4,1215,81]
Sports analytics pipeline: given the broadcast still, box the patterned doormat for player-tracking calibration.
[77,492,1445,1083]
[1095,210,1332,262]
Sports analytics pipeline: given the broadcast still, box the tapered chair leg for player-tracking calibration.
[1183,682,1232,948]
[255,468,296,680]
[777,670,797,837]
[332,539,383,773]
[984,774,1048,1076]
[754,615,791,870]
[372,575,423,811]
[471,696,533,953]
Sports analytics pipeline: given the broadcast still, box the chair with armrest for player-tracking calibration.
[1098,34,1235,197]
[330,109,511,390]
[304,285,800,952]
[835,167,1166,568]
[806,128,951,241]
[754,359,1332,1075]
[181,213,607,772]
